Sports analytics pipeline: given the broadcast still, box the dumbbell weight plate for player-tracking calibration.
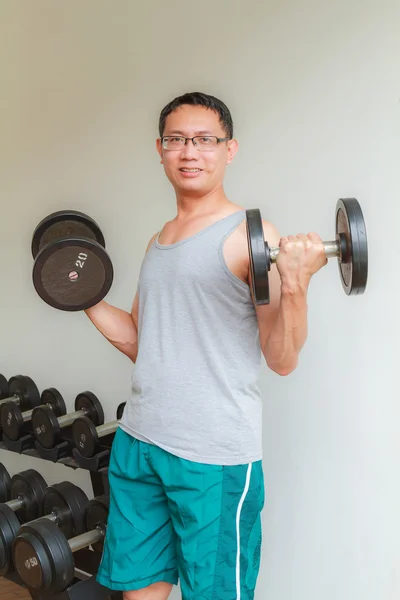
[32,236,114,312]
[117,401,126,420]
[31,210,106,259]
[0,504,21,575]
[31,209,113,312]
[1,402,29,441]
[42,482,89,538]
[0,374,8,399]
[245,209,270,305]
[1,388,66,442]
[72,417,100,458]
[84,495,109,553]
[13,518,74,593]
[75,391,104,426]
[41,388,66,415]
[0,464,11,502]
[10,470,47,523]
[31,406,61,449]
[335,198,368,295]
[73,401,125,458]
[8,376,41,412]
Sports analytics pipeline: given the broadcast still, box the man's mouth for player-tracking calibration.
[179,168,202,172]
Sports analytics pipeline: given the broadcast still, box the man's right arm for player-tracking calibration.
[84,232,158,363]
[84,294,139,362]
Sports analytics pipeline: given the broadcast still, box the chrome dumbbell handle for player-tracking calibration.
[0,394,19,407]
[269,240,341,262]
[68,526,105,553]
[94,420,118,439]
[6,497,24,511]
[57,409,88,428]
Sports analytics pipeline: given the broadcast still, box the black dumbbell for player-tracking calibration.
[246,198,368,305]
[0,375,41,417]
[0,469,47,524]
[31,210,114,311]
[31,391,104,449]
[0,469,47,575]
[0,388,67,442]
[13,495,109,593]
[72,402,126,458]
[0,480,88,576]
[0,374,9,399]
[0,464,11,502]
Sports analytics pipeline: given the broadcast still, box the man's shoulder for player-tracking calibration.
[145,231,159,253]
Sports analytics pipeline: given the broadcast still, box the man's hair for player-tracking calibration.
[158,92,234,139]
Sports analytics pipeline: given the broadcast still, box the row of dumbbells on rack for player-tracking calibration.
[0,463,110,596]
[0,374,125,467]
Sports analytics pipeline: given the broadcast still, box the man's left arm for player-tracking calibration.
[251,221,327,376]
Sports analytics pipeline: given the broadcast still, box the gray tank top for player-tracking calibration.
[119,210,263,465]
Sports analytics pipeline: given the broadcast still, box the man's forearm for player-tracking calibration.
[263,288,308,375]
[85,301,138,362]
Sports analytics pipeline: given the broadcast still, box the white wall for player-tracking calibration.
[0,1,399,599]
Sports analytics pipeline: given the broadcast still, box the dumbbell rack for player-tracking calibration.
[0,439,119,600]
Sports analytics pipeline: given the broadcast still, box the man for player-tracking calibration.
[86,92,327,600]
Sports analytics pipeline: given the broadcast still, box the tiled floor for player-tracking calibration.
[0,578,32,599]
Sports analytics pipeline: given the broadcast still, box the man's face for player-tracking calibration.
[156,105,238,198]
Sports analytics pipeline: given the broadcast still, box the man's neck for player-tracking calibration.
[175,187,234,220]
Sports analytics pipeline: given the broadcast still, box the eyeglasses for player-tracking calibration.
[161,136,231,151]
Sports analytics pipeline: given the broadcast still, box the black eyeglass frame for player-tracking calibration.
[161,135,231,149]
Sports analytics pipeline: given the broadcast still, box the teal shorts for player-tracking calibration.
[97,428,265,599]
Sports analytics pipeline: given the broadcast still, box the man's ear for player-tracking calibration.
[156,138,163,163]
[227,138,239,164]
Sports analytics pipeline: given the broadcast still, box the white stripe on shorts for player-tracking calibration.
[235,463,253,600]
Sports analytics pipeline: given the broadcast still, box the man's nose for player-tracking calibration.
[181,138,198,158]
